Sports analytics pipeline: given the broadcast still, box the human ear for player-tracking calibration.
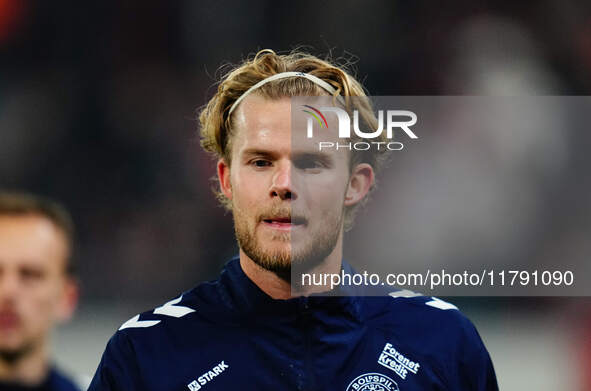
[217,158,232,200]
[344,163,374,206]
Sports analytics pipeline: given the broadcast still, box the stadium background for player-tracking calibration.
[1,1,590,389]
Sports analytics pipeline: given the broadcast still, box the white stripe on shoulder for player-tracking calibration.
[118,295,196,331]
[154,295,196,318]
[425,297,459,310]
[119,315,161,330]
[388,289,423,298]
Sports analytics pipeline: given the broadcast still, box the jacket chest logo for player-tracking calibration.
[377,343,421,380]
[346,373,399,391]
[187,361,229,390]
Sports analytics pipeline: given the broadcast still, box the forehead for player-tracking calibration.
[0,214,68,269]
[231,94,344,155]
[232,94,291,150]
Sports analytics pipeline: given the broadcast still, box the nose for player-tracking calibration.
[269,161,297,201]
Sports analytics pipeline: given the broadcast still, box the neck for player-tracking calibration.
[0,341,50,386]
[240,232,344,300]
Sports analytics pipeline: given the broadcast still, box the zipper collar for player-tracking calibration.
[217,257,364,322]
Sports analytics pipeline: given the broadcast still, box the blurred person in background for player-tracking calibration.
[89,49,497,390]
[0,192,80,391]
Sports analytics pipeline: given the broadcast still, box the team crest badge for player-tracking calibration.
[346,373,399,391]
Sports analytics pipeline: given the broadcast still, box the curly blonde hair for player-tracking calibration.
[198,49,387,228]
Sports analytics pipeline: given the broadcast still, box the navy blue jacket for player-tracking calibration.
[89,258,498,390]
[47,369,80,391]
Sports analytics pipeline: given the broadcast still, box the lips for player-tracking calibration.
[262,216,306,224]
[265,217,290,223]
[261,216,307,230]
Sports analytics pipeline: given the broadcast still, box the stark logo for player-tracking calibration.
[346,373,399,391]
[186,361,229,390]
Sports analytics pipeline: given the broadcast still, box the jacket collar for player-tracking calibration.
[215,257,364,323]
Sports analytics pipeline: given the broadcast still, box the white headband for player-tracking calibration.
[228,71,346,115]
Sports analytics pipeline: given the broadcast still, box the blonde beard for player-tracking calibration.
[233,204,343,282]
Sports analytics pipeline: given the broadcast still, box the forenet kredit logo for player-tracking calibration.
[301,105,418,151]
[346,373,400,391]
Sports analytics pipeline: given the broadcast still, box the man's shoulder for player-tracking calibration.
[364,290,484,347]
[361,291,497,389]
[91,283,241,389]
[116,290,204,337]
[371,289,462,316]
[97,292,204,371]
[109,279,230,348]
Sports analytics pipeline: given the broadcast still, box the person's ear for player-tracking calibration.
[344,163,374,206]
[217,158,232,200]
[57,277,79,323]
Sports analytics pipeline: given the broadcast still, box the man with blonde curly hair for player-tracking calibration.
[90,49,498,391]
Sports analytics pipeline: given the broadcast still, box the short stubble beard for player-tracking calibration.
[233,203,343,283]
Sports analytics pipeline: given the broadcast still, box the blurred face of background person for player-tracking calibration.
[0,195,78,384]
